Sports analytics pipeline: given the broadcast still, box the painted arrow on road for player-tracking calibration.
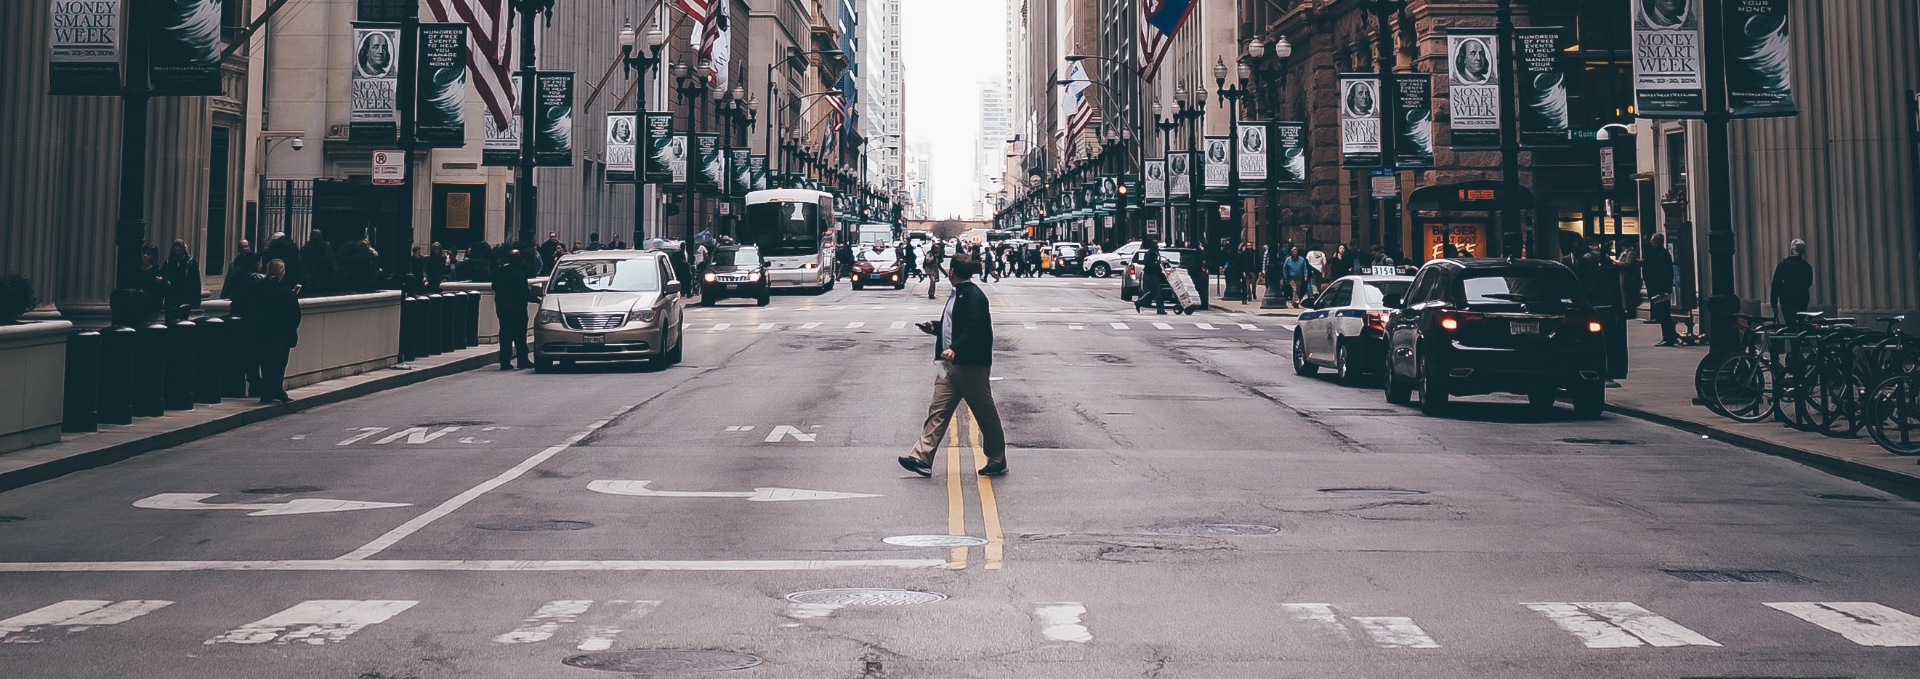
[587,480,881,502]
[133,493,412,516]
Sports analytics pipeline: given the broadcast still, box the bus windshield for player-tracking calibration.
[740,201,823,257]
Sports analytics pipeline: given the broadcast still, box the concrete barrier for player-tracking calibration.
[0,320,73,455]
[205,291,401,390]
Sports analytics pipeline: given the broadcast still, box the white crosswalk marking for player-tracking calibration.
[1033,602,1092,643]
[890,321,907,329]
[847,322,864,329]
[1195,323,1216,330]
[494,600,592,644]
[1524,602,1719,648]
[577,601,661,651]
[1024,323,1038,330]
[208,600,417,646]
[1110,322,1129,330]
[1069,324,1084,330]
[1351,616,1440,648]
[1,600,172,643]
[709,323,731,332]
[1766,602,1920,647]
[493,600,660,650]
[755,323,776,332]
[1153,322,1174,330]
[1239,324,1262,331]
[801,322,821,329]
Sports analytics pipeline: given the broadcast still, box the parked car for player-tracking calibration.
[1048,243,1085,276]
[852,245,907,290]
[699,246,770,307]
[1121,248,1188,301]
[1292,274,1414,385]
[534,249,686,371]
[1082,241,1141,278]
[1381,258,1607,417]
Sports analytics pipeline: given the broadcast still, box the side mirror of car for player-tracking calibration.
[1382,294,1403,309]
[663,281,682,295]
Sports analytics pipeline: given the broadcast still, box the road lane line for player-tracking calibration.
[207,600,417,646]
[708,323,731,332]
[338,405,638,561]
[801,322,821,329]
[1068,324,1084,331]
[494,600,593,644]
[1766,602,1920,646]
[1239,323,1262,331]
[1033,602,1091,643]
[945,410,967,570]
[1110,322,1129,330]
[577,600,661,651]
[1195,323,1216,330]
[1152,322,1174,330]
[756,323,776,332]
[1282,603,1353,642]
[0,559,948,572]
[1523,602,1719,648]
[968,412,1004,570]
[890,321,907,329]
[847,322,865,329]
[1351,616,1440,648]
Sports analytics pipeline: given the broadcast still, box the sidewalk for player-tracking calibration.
[1607,318,1920,498]
[0,345,499,492]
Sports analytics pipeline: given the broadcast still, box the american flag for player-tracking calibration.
[1136,0,1196,81]
[1063,61,1095,143]
[674,0,712,25]
[426,0,513,124]
[696,1,730,90]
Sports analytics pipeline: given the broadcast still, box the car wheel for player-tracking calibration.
[756,295,770,307]
[1528,390,1558,411]
[853,281,863,291]
[1573,384,1605,419]
[1384,354,1413,405]
[1335,341,1360,386]
[1091,262,1111,278]
[1293,333,1319,376]
[534,356,553,373]
[1419,356,1450,416]
[700,295,716,307]
[1122,286,1135,302]
[666,327,684,365]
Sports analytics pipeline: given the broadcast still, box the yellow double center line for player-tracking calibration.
[944,407,1005,570]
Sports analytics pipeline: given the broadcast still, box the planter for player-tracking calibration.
[0,320,73,455]
[204,291,402,390]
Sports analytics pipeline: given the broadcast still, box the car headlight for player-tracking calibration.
[748,271,762,282]
[704,272,717,282]
[536,309,562,326]
[633,308,657,324]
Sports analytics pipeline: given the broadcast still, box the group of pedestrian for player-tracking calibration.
[219,239,302,404]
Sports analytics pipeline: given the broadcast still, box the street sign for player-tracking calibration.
[372,150,405,186]
[134,493,411,516]
[1370,167,1399,200]
[1570,128,1599,142]
[1600,146,1617,190]
[587,480,882,502]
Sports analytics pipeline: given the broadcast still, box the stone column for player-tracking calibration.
[0,0,64,313]
[54,97,125,325]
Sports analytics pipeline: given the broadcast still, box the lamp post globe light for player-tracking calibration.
[1215,55,1251,300]
[618,18,665,243]
[1248,34,1295,309]
[672,60,711,246]
[510,0,561,244]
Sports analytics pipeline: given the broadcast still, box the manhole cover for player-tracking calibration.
[476,519,595,532]
[1664,569,1813,583]
[784,588,946,606]
[562,649,762,673]
[1814,493,1888,503]
[1558,438,1639,446]
[1318,488,1428,496]
[883,535,987,547]
[240,486,324,495]
[1151,523,1280,536]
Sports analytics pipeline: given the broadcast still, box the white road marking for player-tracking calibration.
[1024,323,1038,330]
[133,493,410,517]
[289,435,306,440]
[337,427,389,446]
[1033,602,1092,643]
[577,600,661,651]
[494,600,592,644]
[1283,603,1352,642]
[891,321,908,329]
[207,600,417,646]
[373,426,460,445]
[1766,602,1920,647]
[1069,324,1084,331]
[1153,322,1174,330]
[338,405,637,561]
[1351,616,1440,649]
[0,559,947,572]
[1110,322,1129,330]
[764,425,816,443]
[1195,323,1216,330]
[588,480,881,502]
[1239,324,1262,331]
[1524,602,1720,648]
[783,603,843,626]
[755,323,776,331]
[1,600,172,642]
[847,322,865,329]
[801,322,822,329]
[709,323,732,331]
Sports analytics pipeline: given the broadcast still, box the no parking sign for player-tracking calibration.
[373,150,404,186]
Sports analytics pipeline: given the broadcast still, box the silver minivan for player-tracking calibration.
[533,250,686,371]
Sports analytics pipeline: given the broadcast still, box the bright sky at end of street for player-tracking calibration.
[902,1,1006,219]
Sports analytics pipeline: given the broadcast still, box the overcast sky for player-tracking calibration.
[901,1,1005,219]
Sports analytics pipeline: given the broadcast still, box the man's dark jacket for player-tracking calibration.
[930,282,993,366]
[491,262,534,317]
[1771,255,1813,308]
[253,279,302,348]
[1642,245,1676,295]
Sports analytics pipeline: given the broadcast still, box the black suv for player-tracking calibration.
[700,246,770,307]
[1381,258,1607,417]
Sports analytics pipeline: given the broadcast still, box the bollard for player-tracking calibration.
[424,294,445,355]
[224,315,254,398]
[132,322,168,417]
[63,329,101,433]
[97,326,136,425]
[451,291,471,349]
[194,316,225,404]
[408,296,431,359]
[398,296,416,362]
[464,291,481,347]
[1605,305,1630,380]
[439,292,458,352]
[164,319,197,411]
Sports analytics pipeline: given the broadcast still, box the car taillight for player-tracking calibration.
[1587,319,1604,333]
[1126,264,1136,276]
[1436,310,1484,331]
[1365,311,1388,333]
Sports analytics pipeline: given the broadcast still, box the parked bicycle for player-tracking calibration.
[1697,312,1920,454]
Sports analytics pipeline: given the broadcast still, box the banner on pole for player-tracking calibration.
[668,135,689,186]
[414,23,468,148]
[1632,0,1706,118]
[606,112,638,183]
[1447,31,1501,149]
[694,133,722,193]
[1144,159,1166,206]
[643,112,674,184]
[1237,122,1269,194]
[1339,74,1383,167]
[149,0,224,96]
[482,74,521,166]
[750,155,768,191]
[1274,121,1308,191]
[1167,152,1192,202]
[730,148,752,195]
[50,0,122,95]
[534,72,574,167]
[1723,0,1798,119]
[1394,76,1435,168]
[351,25,401,142]
[1203,136,1231,193]
[1516,27,1570,148]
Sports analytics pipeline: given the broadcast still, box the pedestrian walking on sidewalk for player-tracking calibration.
[492,250,535,370]
[1135,239,1171,315]
[1771,238,1813,321]
[1617,240,1642,319]
[899,254,1007,478]
[925,240,946,299]
[1282,247,1310,308]
[253,259,301,404]
[1236,244,1260,304]
[1642,232,1681,346]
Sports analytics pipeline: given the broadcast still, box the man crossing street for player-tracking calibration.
[900,254,1007,478]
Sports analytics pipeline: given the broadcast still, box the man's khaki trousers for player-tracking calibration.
[910,362,1007,466]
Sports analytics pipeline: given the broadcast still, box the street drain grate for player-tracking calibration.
[1558,437,1639,446]
[240,486,325,495]
[1151,524,1281,536]
[1814,493,1888,503]
[784,588,946,606]
[1318,488,1429,496]
[883,535,988,548]
[562,649,762,673]
[476,519,595,532]
[1664,569,1813,583]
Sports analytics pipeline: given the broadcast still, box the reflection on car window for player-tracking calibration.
[1457,272,1583,307]
[857,248,897,262]
[713,248,762,267]
[1364,281,1411,306]
[548,258,662,293]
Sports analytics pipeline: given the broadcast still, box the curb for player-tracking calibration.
[1604,402,1920,502]
[0,351,496,493]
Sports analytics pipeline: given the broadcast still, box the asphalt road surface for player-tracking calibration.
[3,273,1918,679]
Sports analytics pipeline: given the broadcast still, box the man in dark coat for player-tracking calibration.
[1642,232,1680,346]
[901,255,1007,478]
[1136,239,1171,314]
[537,232,562,275]
[1771,238,1814,321]
[252,259,302,404]
[162,239,201,320]
[492,250,535,370]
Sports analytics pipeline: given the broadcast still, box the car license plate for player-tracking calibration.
[1510,321,1540,335]
[871,274,885,280]
[583,334,605,345]
[726,284,738,290]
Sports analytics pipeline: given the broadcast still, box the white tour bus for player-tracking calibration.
[740,188,837,293]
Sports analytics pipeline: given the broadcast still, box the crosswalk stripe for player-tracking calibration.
[1033,602,1092,643]
[709,323,731,332]
[1524,602,1719,648]
[1765,602,1920,647]
[1351,616,1441,649]
[207,600,417,646]
[494,600,592,644]
[1110,322,1129,330]
[1024,323,1037,330]
[1153,323,1174,330]
[847,322,864,329]
[801,322,821,329]
[755,323,776,332]
[1195,323,1216,330]
[890,321,907,329]
[1,600,172,642]
[1069,324,1084,330]
[1239,324,1262,331]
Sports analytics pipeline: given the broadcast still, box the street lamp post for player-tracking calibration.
[764,49,845,187]
[618,19,666,242]
[1494,0,1524,258]
[1155,98,1178,244]
[673,60,710,245]
[1177,81,1208,248]
[1217,56,1249,300]
[1366,0,1407,260]
[1249,35,1295,309]
[512,0,557,245]
[717,85,757,229]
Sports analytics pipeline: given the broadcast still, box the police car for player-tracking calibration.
[1292,272,1414,385]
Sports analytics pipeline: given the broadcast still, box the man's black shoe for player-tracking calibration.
[1655,340,1677,347]
[897,456,932,477]
[501,364,516,370]
[977,463,1008,477]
